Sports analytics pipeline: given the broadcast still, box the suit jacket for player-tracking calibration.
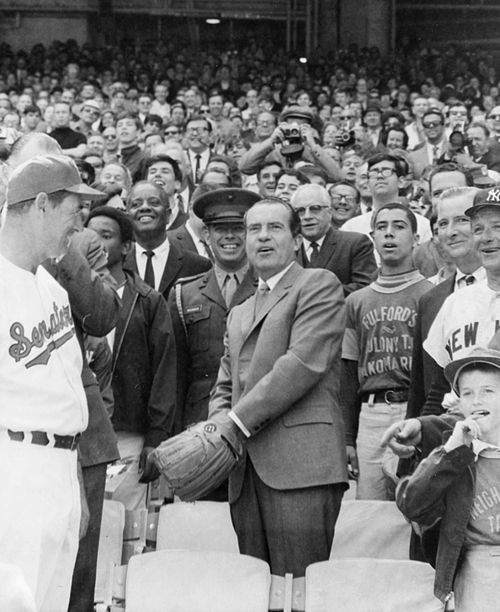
[124,238,212,301]
[408,142,433,179]
[169,268,257,433]
[297,227,377,296]
[209,263,348,502]
[475,147,500,173]
[53,228,120,466]
[406,274,455,419]
[111,270,177,447]
[168,209,189,231]
[167,224,203,257]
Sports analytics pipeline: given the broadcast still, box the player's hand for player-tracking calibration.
[380,419,422,457]
[139,446,160,483]
[346,445,359,480]
[443,413,485,451]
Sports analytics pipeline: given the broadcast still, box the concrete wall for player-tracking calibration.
[338,0,392,54]
[0,14,89,51]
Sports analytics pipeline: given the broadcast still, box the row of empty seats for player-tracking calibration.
[94,500,445,611]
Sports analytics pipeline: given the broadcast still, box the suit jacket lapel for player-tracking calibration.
[230,270,258,309]
[243,263,302,341]
[201,270,226,310]
[318,227,339,268]
[112,278,138,372]
[159,241,183,295]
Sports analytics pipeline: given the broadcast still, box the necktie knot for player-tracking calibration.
[465,274,475,286]
[309,241,320,266]
[144,250,155,288]
[258,281,270,294]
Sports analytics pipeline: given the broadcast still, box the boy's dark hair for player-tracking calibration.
[86,205,134,243]
[371,202,418,234]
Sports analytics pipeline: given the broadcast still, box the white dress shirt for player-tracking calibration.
[302,235,326,262]
[135,237,170,292]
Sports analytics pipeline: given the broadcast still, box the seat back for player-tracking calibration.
[156,501,239,553]
[305,559,443,612]
[125,549,272,612]
[94,499,125,605]
[331,500,411,560]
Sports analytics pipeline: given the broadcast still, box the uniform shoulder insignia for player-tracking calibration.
[175,272,207,285]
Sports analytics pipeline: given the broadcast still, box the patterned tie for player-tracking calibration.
[195,154,202,183]
[432,145,439,164]
[309,242,320,267]
[254,281,270,319]
[144,250,155,288]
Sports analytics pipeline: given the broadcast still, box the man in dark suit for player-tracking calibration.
[167,184,214,261]
[169,188,261,498]
[144,154,188,231]
[292,183,377,296]
[406,185,483,419]
[124,181,211,301]
[208,197,348,576]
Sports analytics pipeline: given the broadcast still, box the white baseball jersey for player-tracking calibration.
[424,279,500,367]
[0,254,87,435]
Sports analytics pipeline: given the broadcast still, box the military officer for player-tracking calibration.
[169,188,261,463]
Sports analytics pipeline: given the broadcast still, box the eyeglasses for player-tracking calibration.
[330,194,357,205]
[103,134,117,139]
[422,121,443,129]
[186,127,208,134]
[294,204,330,216]
[367,167,396,179]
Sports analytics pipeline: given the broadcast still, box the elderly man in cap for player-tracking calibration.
[239,105,341,181]
[73,99,102,138]
[385,187,500,460]
[169,188,260,491]
[0,154,103,611]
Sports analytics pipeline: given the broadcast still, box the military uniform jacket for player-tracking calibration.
[169,268,257,434]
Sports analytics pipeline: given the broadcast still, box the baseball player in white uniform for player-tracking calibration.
[425,188,500,372]
[0,155,103,611]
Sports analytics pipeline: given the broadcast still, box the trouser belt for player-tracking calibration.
[360,389,409,404]
[7,429,81,451]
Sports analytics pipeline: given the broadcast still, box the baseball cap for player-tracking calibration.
[465,187,500,217]
[7,154,105,207]
[81,99,101,113]
[444,346,500,394]
[193,187,261,224]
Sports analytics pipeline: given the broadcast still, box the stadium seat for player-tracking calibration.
[330,500,411,560]
[303,558,443,612]
[94,499,125,608]
[125,549,279,612]
[156,500,239,553]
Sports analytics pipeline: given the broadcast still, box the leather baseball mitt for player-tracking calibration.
[150,412,245,502]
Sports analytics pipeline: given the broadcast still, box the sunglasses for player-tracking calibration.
[422,121,443,128]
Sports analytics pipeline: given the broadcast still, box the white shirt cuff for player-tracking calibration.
[228,411,251,438]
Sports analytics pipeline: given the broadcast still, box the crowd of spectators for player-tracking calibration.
[2,32,500,610]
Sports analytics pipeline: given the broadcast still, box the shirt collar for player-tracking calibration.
[260,261,294,292]
[472,438,500,460]
[454,266,486,290]
[214,263,249,288]
[302,235,326,250]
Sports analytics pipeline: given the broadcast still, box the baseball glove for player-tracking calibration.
[150,412,245,502]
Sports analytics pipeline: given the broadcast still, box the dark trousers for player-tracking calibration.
[68,462,107,612]
[230,459,344,577]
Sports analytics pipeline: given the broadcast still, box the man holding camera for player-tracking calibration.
[239,106,341,181]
